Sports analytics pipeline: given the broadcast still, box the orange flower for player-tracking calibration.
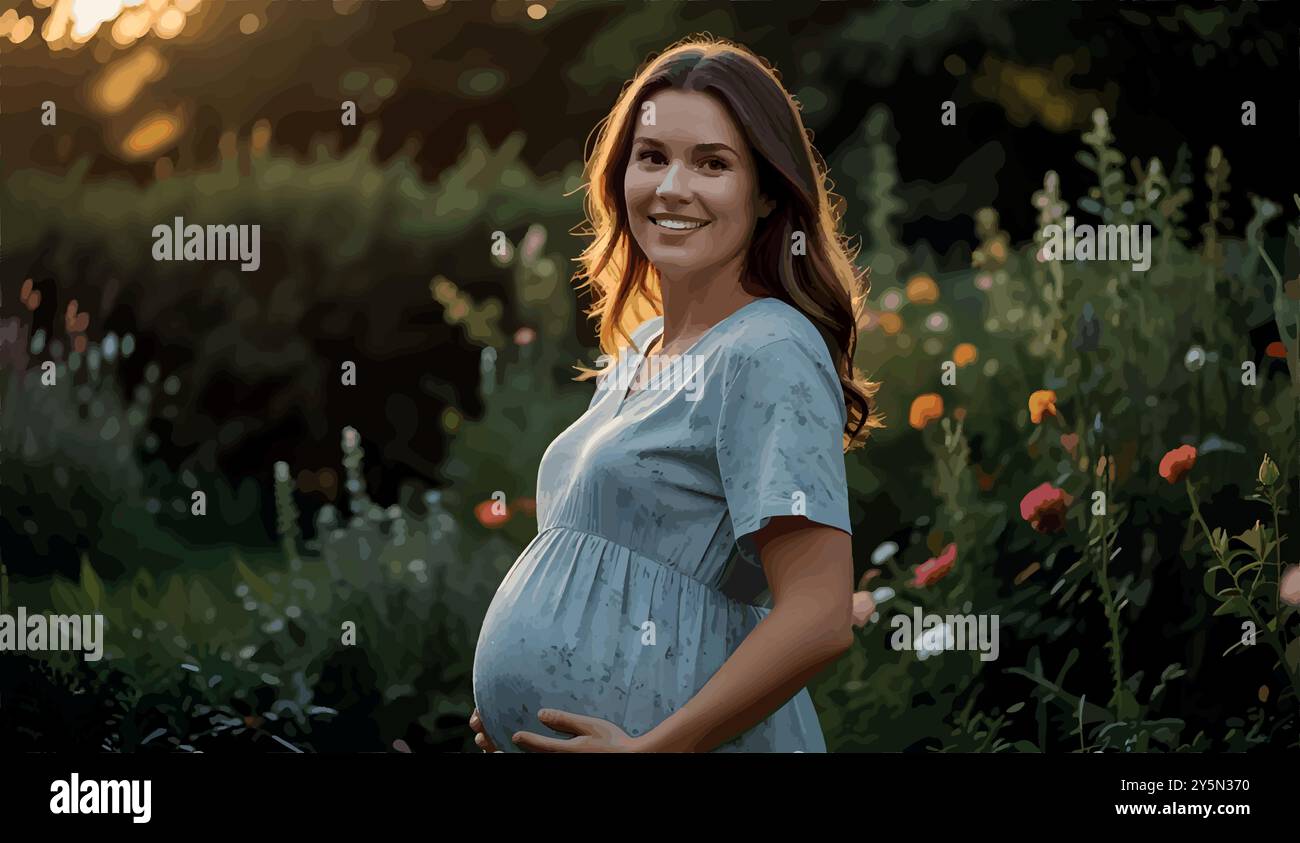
[1020,482,1072,533]
[878,312,903,335]
[21,279,41,311]
[905,274,939,304]
[912,543,957,587]
[1028,389,1057,424]
[909,393,944,430]
[953,343,978,367]
[1265,341,1287,359]
[474,499,511,528]
[1158,445,1197,484]
[65,300,89,333]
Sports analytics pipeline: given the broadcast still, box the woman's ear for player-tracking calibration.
[757,194,776,219]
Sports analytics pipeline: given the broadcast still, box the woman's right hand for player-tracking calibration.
[469,708,499,753]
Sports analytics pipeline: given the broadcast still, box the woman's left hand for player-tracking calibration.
[512,709,644,753]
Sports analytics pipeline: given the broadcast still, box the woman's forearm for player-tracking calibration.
[636,606,851,753]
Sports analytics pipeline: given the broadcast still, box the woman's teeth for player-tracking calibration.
[651,218,708,230]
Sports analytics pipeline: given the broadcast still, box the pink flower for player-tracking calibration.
[851,591,877,627]
[1281,565,1300,607]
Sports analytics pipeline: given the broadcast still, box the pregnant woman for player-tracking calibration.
[470,35,885,752]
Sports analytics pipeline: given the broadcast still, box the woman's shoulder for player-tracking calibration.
[721,297,838,379]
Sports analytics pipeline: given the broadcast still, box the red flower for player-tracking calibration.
[511,497,537,517]
[1158,445,1197,484]
[474,499,511,528]
[1020,483,1073,533]
[912,543,957,587]
[1265,341,1287,359]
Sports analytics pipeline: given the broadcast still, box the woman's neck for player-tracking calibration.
[655,256,764,353]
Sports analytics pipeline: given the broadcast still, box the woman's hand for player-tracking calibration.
[511,709,643,753]
[469,708,499,753]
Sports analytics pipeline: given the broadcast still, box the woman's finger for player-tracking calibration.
[512,730,579,752]
[537,708,596,736]
[470,709,499,752]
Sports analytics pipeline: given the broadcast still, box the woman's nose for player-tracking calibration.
[655,161,689,200]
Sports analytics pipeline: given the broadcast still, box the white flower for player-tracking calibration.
[871,541,899,566]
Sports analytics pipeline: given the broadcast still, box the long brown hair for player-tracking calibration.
[570,34,885,451]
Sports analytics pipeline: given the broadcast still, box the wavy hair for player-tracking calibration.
[570,34,885,451]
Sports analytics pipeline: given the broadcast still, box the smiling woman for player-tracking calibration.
[625,89,775,287]
[469,34,885,753]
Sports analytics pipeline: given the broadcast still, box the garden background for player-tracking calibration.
[1,0,1298,752]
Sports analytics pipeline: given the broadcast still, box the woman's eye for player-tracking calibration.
[636,151,726,171]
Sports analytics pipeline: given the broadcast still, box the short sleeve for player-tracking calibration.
[715,337,852,562]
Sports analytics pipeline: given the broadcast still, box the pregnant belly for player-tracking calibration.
[471,527,754,753]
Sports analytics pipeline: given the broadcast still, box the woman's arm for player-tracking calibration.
[635,515,855,753]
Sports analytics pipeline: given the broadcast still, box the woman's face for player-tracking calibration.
[624,88,774,283]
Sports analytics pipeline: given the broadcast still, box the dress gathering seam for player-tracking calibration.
[533,523,759,609]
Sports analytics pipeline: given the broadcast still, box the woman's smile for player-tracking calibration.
[649,213,711,233]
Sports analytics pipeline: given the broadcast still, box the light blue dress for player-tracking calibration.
[471,296,852,752]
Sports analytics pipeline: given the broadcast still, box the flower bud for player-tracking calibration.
[1258,453,1280,487]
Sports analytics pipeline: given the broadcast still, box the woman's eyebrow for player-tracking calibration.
[633,137,738,156]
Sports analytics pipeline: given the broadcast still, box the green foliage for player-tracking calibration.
[817,112,1300,752]
[6,102,1298,753]
[11,450,515,751]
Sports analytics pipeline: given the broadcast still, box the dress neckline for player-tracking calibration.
[615,296,772,413]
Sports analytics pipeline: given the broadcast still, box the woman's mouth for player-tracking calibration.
[649,216,710,232]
